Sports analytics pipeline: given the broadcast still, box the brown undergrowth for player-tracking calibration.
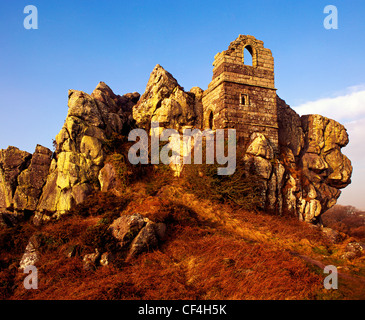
[0,164,364,300]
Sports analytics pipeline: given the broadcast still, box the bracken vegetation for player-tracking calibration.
[322,205,365,240]
[0,160,364,300]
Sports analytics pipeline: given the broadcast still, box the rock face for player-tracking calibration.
[0,82,140,224]
[35,82,139,221]
[276,98,352,223]
[0,38,353,226]
[243,132,285,213]
[98,163,119,193]
[133,64,201,131]
[0,146,32,210]
[13,145,53,211]
[0,145,52,218]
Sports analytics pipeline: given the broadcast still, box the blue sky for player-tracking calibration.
[1,0,365,208]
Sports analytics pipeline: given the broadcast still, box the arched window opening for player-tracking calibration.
[208,111,213,129]
[240,93,249,106]
[243,46,253,66]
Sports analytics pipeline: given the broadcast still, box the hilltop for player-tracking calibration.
[0,35,361,300]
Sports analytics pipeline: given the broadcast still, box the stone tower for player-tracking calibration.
[202,35,279,153]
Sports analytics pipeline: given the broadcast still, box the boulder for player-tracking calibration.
[98,163,118,193]
[244,154,272,180]
[19,235,40,270]
[246,132,274,160]
[321,227,342,243]
[126,221,159,261]
[108,213,147,247]
[108,213,167,262]
[83,248,101,271]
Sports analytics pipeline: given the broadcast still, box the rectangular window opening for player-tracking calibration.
[240,94,249,106]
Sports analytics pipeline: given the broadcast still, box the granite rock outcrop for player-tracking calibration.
[0,36,353,226]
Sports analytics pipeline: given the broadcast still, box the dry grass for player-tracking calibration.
[1,164,364,300]
[7,224,323,300]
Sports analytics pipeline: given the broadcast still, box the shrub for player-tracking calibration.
[102,132,127,154]
[82,224,114,252]
[183,160,262,211]
[109,153,129,190]
[322,205,365,240]
[69,191,130,218]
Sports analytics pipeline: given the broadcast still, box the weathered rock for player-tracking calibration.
[83,248,101,270]
[133,64,199,131]
[13,145,52,211]
[108,213,147,247]
[98,163,118,193]
[0,146,32,210]
[133,65,180,128]
[36,82,139,218]
[244,154,272,180]
[19,235,40,270]
[301,115,352,189]
[246,132,274,160]
[108,213,166,262]
[321,227,342,243]
[276,105,353,223]
[100,252,114,266]
[126,221,159,261]
[36,169,60,215]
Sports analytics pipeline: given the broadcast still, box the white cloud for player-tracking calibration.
[293,86,365,210]
[293,86,365,123]
[338,118,365,210]
[343,118,365,159]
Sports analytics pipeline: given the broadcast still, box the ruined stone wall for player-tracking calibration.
[202,35,278,153]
